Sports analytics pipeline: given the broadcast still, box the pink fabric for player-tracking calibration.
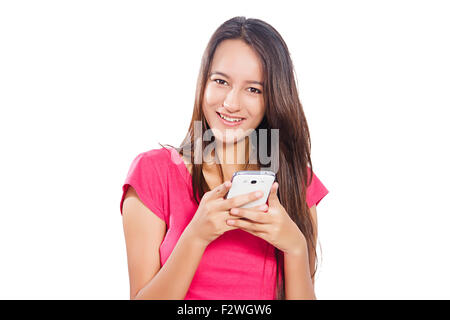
[120,147,329,300]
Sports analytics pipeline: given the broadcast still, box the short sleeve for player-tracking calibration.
[119,151,167,223]
[306,168,329,208]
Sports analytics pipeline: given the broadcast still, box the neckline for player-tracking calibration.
[164,146,262,188]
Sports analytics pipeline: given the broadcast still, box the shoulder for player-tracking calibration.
[121,148,174,219]
[135,147,172,162]
[306,166,322,186]
[305,165,329,208]
[131,147,174,171]
[123,147,176,188]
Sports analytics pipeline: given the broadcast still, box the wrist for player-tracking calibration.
[181,226,209,250]
[284,234,308,257]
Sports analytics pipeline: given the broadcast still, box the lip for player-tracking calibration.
[216,112,246,127]
[217,111,246,120]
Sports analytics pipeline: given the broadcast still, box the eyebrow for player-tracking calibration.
[210,71,263,86]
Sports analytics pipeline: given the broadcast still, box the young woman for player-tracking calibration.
[120,16,328,300]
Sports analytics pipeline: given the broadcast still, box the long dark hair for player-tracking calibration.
[161,16,318,300]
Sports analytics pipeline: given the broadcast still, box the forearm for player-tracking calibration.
[284,246,316,300]
[134,227,207,300]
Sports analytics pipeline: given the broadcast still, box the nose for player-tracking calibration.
[223,91,241,112]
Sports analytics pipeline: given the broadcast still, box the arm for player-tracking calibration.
[284,205,318,300]
[122,186,207,300]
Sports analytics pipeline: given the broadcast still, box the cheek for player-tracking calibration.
[245,101,265,123]
[204,85,223,106]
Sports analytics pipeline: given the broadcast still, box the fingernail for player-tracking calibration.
[255,191,263,197]
[230,208,239,214]
[227,219,235,225]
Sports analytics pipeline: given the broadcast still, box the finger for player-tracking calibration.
[229,225,266,239]
[223,212,241,232]
[229,206,271,224]
[209,180,232,200]
[268,182,280,206]
[245,203,269,211]
[221,190,265,210]
[226,217,268,234]
[224,221,240,232]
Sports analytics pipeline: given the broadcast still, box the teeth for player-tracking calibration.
[218,113,243,122]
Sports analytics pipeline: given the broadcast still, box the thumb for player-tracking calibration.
[210,180,232,199]
[268,182,280,206]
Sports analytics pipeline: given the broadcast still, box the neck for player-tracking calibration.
[206,136,259,182]
[214,137,248,167]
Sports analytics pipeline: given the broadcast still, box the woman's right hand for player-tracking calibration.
[184,180,265,247]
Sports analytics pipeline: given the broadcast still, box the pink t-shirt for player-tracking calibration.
[119,146,329,300]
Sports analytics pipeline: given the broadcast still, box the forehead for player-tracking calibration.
[210,39,263,81]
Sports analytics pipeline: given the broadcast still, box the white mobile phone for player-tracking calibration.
[225,170,276,208]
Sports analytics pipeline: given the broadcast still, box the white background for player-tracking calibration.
[1,0,449,299]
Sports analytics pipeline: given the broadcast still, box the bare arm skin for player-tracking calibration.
[284,205,318,300]
[122,183,269,299]
[309,205,318,287]
[122,186,207,299]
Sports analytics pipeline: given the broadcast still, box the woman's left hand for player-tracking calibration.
[227,182,307,256]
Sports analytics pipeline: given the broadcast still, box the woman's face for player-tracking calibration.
[203,39,265,144]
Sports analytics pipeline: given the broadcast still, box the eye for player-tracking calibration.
[214,79,227,85]
[213,78,261,94]
[248,87,262,94]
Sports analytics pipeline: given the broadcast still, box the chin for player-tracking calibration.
[211,128,250,145]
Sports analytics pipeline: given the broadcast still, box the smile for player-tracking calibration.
[216,112,245,127]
